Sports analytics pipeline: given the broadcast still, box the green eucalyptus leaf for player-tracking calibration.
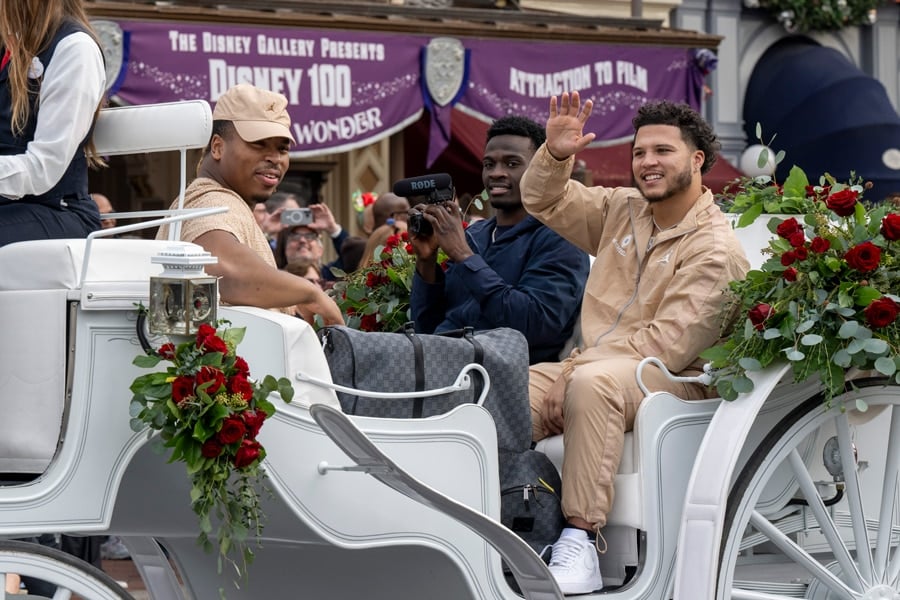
[800,334,823,346]
[832,349,852,368]
[855,398,869,413]
[838,321,859,338]
[864,338,889,354]
[739,357,762,371]
[847,339,867,354]
[763,328,782,340]
[732,376,755,394]
[785,349,805,361]
[796,319,816,333]
[874,357,896,376]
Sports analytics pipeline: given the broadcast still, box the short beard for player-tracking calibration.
[638,165,692,203]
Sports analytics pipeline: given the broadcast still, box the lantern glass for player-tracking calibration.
[149,275,217,336]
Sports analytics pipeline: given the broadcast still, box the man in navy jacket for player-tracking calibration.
[409,116,589,364]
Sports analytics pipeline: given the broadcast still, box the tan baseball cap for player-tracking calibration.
[212,84,295,143]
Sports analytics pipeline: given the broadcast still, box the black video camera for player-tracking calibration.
[393,173,454,236]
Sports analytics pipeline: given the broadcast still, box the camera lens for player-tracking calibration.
[408,212,432,236]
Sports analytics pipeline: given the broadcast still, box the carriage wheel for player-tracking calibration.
[717,379,900,600]
[0,540,133,600]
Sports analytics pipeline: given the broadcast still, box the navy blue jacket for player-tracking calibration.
[411,215,589,364]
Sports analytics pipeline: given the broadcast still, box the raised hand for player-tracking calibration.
[545,91,596,161]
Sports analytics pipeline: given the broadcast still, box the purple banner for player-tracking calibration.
[114,21,704,155]
[115,21,426,156]
[459,39,701,143]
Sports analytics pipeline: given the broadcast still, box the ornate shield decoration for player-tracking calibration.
[91,20,126,93]
[424,37,465,107]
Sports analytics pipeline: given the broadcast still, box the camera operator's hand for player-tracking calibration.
[409,204,441,283]
[422,200,472,264]
[307,203,342,236]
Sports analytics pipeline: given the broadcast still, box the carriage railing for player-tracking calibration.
[76,206,227,287]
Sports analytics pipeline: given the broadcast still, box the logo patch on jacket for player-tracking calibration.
[613,235,633,256]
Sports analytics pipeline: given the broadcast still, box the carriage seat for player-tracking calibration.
[0,238,202,475]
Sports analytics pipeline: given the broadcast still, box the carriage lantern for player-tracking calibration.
[148,244,219,336]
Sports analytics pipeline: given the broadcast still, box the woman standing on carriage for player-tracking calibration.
[0,0,106,246]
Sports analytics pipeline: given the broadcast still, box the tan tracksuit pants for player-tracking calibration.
[530,355,709,528]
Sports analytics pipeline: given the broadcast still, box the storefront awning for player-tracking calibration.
[405,108,743,198]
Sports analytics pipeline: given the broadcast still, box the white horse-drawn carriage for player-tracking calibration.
[0,100,897,600]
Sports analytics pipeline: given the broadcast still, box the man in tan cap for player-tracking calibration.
[157,83,342,324]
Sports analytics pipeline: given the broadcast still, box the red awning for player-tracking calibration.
[404,109,744,197]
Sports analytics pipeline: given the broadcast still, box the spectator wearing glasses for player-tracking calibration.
[274,224,323,270]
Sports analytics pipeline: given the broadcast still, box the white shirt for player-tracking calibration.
[0,31,106,200]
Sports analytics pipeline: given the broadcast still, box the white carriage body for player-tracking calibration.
[0,101,896,600]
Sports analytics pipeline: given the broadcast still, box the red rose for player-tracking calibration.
[881,213,900,241]
[242,409,268,439]
[405,243,414,254]
[864,297,899,328]
[825,188,859,217]
[234,439,262,468]
[781,251,796,266]
[400,231,409,242]
[810,237,831,253]
[196,366,226,395]
[776,218,802,240]
[844,241,881,273]
[361,192,376,207]
[196,324,227,355]
[158,343,176,360]
[217,416,247,445]
[783,267,798,282]
[201,439,224,458]
[385,234,400,248]
[233,356,250,376]
[787,232,806,248]
[359,313,378,332]
[793,246,809,261]
[228,374,254,401]
[172,376,195,404]
[747,303,774,331]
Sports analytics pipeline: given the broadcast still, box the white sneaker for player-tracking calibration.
[547,528,603,595]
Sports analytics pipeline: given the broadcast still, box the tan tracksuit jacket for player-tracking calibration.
[521,144,749,526]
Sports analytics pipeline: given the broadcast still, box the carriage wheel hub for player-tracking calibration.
[861,585,900,600]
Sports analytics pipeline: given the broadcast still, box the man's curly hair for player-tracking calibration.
[487,115,546,152]
[632,101,720,174]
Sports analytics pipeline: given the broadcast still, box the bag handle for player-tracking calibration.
[403,323,427,417]
[295,363,491,406]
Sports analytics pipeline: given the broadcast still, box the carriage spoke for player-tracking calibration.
[836,410,875,582]
[787,448,865,589]
[749,510,858,600]
[51,587,73,600]
[874,404,900,582]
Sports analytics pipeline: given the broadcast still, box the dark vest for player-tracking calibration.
[0,20,94,208]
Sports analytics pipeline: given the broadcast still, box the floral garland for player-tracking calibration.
[745,0,879,32]
[703,165,900,406]
[129,322,294,583]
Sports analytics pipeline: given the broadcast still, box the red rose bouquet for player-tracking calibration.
[330,230,417,332]
[129,322,294,581]
[703,165,900,405]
